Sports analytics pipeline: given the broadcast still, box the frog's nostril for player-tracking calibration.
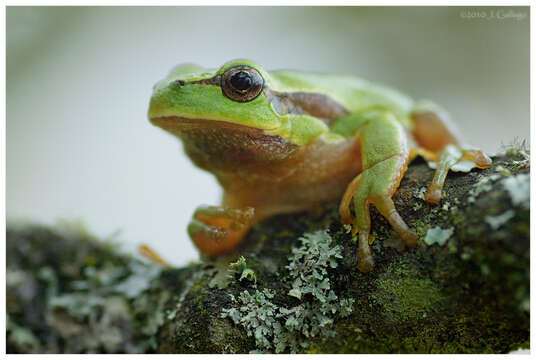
[175,80,186,87]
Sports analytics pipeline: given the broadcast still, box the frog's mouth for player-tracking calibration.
[150,116,297,170]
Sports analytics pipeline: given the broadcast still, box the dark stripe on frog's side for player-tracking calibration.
[263,89,349,126]
[174,77,349,126]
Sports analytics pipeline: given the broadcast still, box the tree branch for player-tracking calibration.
[7,151,530,354]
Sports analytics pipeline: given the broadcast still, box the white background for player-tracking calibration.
[7,6,529,266]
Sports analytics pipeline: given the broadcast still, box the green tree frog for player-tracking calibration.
[148,59,491,272]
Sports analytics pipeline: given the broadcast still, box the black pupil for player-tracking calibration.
[230,71,252,91]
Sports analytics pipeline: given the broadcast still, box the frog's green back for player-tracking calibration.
[268,70,414,118]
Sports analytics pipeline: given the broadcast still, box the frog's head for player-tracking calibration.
[148,59,340,171]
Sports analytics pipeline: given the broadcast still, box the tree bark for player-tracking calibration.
[6,152,530,354]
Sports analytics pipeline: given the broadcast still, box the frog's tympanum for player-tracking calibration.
[148,59,491,272]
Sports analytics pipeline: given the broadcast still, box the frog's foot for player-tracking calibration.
[424,144,492,204]
[410,101,492,204]
[187,205,255,256]
[340,155,418,273]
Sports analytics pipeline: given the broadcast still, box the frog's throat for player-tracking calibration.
[150,116,298,170]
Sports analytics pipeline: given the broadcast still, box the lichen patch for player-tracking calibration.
[424,227,454,246]
[221,230,354,353]
[502,173,530,210]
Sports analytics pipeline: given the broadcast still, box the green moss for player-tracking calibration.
[383,235,405,251]
[371,264,445,323]
[227,256,256,284]
[501,138,529,157]
[408,219,429,245]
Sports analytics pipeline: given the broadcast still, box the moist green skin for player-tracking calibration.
[148,59,413,146]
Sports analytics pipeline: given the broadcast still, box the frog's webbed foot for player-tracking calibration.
[187,205,255,256]
[424,145,492,204]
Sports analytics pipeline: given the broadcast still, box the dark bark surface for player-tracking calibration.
[6,151,530,354]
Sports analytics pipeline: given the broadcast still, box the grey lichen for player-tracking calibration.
[467,174,502,203]
[115,262,162,299]
[222,289,282,352]
[221,230,354,353]
[6,221,170,353]
[6,314,40,353]
[424,227,453,246]
[43,258,166,353]
[286,230,343,300]
[485,210,516,230]
[502,173,529,210]
[465,150,529,207]
[415,186,427,200]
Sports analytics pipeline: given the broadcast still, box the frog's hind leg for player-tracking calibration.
[187,205,255,256]
[411,102,492,204]
[344,155,418,272]
[338,110,417,272]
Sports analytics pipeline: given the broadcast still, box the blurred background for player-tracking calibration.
[7,6,530,266]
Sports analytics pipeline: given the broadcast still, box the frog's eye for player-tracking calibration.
[221,66,264,102]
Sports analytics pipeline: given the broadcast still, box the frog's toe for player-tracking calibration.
[193,205,255,226]
[188,206,254,256]
[424,186,442,204]
[463,149,492,169]
[371,192,418,248]
[357,232,375,273]
[424,145,492,205]
[343,154,418,272]
[187,219,227,255]
[138,244,170,266]
[188,219,248,256]
[398,227,418,248]
[357,254,375,273]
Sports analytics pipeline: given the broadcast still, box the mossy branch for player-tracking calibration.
[7,151,529,354]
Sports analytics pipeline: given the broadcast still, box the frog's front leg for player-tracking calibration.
[187,205,255,256]
[411,102,492,203]
[337,110,418,273]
